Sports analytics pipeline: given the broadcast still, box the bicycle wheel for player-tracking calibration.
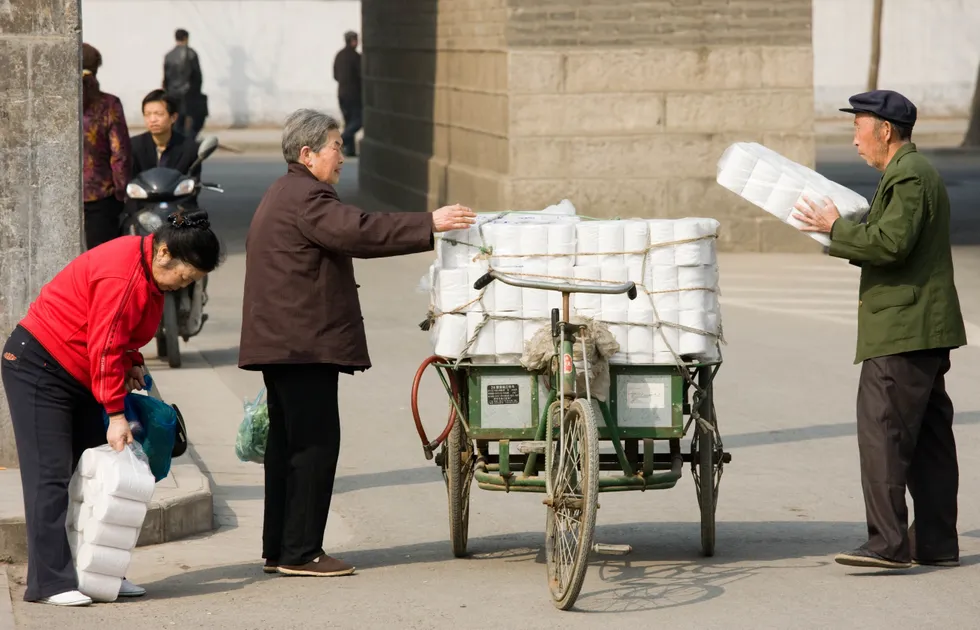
[544,398,599,611]
[444,416,473,558]
[695,371,718,557]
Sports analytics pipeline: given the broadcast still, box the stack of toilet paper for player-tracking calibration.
[425,200,722,366]
[66,445,155,602]
[716,142,870,247]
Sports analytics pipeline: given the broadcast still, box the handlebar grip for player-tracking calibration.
[627,284,638,300]
[473,272,494,291]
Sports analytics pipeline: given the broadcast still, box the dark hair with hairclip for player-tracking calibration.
[152,208,223,272]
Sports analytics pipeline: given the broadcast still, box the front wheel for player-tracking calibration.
[693,371,719,557]
[163,294,181,368]
[444,416,473,558]
[544,398,599,611]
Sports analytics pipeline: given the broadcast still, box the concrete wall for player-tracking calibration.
[0,0,83,468]
[360,0,817,252]
[81,0,361,128]
[814,0,980,118]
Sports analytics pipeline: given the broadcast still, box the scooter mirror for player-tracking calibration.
[197,136,219,160]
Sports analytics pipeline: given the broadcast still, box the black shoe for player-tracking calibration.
[912,556,959,567]
[263,558,279,574]
[835,547,912,569]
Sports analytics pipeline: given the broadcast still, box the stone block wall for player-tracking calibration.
[0,0,83,467]
[360,0,818,252]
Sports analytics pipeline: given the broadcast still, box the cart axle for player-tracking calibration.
[593,543,632,556]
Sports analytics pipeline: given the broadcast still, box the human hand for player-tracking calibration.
[432,204,477,233]
[125,366,146,392]
[106,415,133,452]
[792,196,841,234]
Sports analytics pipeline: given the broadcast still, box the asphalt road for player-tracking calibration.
[9,151,980,628]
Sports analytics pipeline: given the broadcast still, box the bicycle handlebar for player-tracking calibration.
[473,270,637,300]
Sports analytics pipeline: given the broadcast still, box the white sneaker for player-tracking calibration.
[39,590,92,606]
[119,578,146,598]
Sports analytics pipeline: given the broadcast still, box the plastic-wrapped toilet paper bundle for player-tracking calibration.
[77,570,122,603]
[679,310,712,356]
[597,221,625,266]
[436,230,476,269]
[673,218,718,266]
[647,220,675,266]
[97,459,156,504]
[678,266,713,311]
[716,141,870,247]
[484,224,523,266]
[647,265,680,311]
[623,220,649,268]
[493,266,523,312]
[548,223,576,264]
[601,263,629,311]
[494,318,524,357]
[519,224,549,257]
[653,310,681,363]
[434,315,468,358]
[627,308,655,364]
[466,312,496,357]
[436,269,472,314]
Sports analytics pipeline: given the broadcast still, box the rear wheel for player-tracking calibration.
[544,398,599,611]
[693,370,718,557]
[444,416,473,558]
[163,295,181,368]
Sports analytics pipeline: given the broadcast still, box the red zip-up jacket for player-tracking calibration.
[20,236,164,414]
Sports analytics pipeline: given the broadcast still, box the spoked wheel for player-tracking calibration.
[443,416,473,558]
[692,370,720,557]
[163,294,181,368]
[544,398,599,611]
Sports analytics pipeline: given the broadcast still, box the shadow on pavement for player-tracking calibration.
[137,562,265,600]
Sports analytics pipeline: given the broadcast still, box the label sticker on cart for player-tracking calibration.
[487,384,520,405]
[562,354,573,374]
[626,382,665,409]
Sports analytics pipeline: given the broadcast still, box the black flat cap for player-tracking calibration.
[840,90,917,127]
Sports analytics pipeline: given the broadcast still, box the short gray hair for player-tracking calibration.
[281,109,340,163]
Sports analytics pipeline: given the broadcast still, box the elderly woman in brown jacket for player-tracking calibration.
[239,108,475,577]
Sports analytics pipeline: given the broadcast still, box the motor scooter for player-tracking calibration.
[124,136,223,368]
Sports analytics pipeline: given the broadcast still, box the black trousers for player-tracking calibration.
[857,348,959,563]
[261,364,341,566]
[1,327,106,601]
[83,195,124,251]
[338,97,362,155]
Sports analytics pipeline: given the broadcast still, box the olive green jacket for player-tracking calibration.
[828,143,966,364]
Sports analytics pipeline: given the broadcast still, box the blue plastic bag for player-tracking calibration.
[102,375,177,482]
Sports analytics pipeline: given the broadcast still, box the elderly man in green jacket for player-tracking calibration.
[794,90,966,571]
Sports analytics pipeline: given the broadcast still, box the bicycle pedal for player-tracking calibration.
[592,543,632,556]
[517,441,547,455]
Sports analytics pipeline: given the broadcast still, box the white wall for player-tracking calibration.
[814,0,980,118]
[81,0,361,128]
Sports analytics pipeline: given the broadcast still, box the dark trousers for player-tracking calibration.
[261,364,341,567]
[338,97,362,155]
[83,196,124,251]
[857,348,959,563]
[1,327,106,601]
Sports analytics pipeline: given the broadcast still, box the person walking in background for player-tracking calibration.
[82,43,132,250]
[163,29,207,139]
[333,31,362,157]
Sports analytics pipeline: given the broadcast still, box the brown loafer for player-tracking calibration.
[263,559,278,574]
[277,554,355,577]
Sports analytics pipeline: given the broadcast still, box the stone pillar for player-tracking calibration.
[0,0,83,467]
[360,0,817,252]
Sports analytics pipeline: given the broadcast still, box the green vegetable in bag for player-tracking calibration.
[236,389,269,464]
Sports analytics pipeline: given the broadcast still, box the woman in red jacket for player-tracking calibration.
[0,210,221,607]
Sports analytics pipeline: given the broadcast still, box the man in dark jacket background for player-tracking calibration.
[163,29,207,139]
[332,31,362,157]
[239,108,475,577]
[131,89,201,179]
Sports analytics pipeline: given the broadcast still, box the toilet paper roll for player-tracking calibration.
[677,266,713,311]
[485,224,523,266]
[76,570,122,603]
[91,495,148,529]
[97,458,156,504]
[67,500,82,530]
[78,448,113,478]
[575,222,601,266]
[466,312,496,356]
[716,143,758,195]
[654,310,680,357]
[547,258,573,311]
[69,473,83,502]
[82,521,140,551]
[603,309,629,363]
[626,259,645,287]
[522,259,550,313]
[623,220,650,255]
[75,543,132,578]
[647,220,675,266]
[494,318,524,356]
[627,309,655,364]
[492,266,523,312]
[467,265,494,312]
[520,224,549,257]
[597,221,625,266]
[434,314,468,359]
[647,265,679,293]
[67,528,83,556]
[679,310,711,356]
[436,268,472,314]
[740,156,782,208]
[69,501,94,532]
[523,311,549,345]
[763,172,806,222]
[673,218,708,266]
[707,311,721,336]
[437,230,475,269]
[548,222,576,247]
[572,266,602,312]
[601,263,630,311]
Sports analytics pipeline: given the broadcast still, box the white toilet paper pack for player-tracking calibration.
[716,141,870,247]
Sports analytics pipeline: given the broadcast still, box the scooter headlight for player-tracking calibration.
[126,183,148,199]
[137,211,164,232]
[173,179,196,196]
